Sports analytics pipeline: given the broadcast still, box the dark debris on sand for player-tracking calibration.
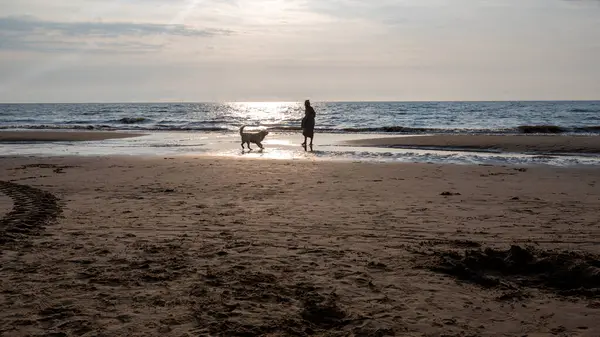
[422,245,600,297]
[420,239,481,249]
[189,267,391,336]
[440,191,461,196]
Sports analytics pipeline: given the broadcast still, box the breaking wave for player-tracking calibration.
[117,117,150,124]
[2,123,599,135]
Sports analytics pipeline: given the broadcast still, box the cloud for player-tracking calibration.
[0,15,233,52]
[299,0,453,24]
[0,15,233,38]
[0,38,164,53]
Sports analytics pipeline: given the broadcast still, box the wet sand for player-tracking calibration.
[0,193,12,217]
[1,156,600,336]
[0,131,144,142]
[345,135,600,154]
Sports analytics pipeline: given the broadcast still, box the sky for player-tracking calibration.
[0,0,599,103]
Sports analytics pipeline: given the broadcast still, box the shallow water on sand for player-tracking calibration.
[1,131,600,167]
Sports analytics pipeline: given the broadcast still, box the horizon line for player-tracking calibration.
[1,99,600,105]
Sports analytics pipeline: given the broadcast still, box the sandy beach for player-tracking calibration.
[345,135,600,155]
[1,155,600,336]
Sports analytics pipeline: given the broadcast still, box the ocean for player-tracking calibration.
[1,101,600,134]
[1,101,600,166]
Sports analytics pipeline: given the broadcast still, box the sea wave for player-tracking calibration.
[0,124,230,132]
[1,123,600,135]
[117,117,150,124]
[152,126,230,131]
[341,126,436,133]
[0,124,108,130]
[271,125,600,134]
[517,125,566,134]
[517,125,600,134]
[577,126,600,132]
[570,108,600,113]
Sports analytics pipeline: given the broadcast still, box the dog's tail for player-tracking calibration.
[239,125,245,135]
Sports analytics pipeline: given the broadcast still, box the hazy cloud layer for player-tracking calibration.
[0,15,232,53]
[0,0,599,102]
[0,16,232,38]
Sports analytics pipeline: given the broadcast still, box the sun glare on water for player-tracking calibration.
[226,102,301,127]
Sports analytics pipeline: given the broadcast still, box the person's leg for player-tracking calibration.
[309,136,313,151]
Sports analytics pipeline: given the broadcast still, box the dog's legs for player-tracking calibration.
[241,142,245,150]
[247,142,252,150]
[257,142,264,149]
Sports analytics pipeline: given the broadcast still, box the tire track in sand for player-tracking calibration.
[0,181,61,245]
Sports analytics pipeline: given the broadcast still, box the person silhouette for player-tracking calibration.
[301,99,316,151]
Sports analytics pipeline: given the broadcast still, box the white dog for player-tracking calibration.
[239,125,269,150]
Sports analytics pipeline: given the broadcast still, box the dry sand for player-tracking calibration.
[345,135,600,154]
[0,131,144,142]
[1,156,600,336]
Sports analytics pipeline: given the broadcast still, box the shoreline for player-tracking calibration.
[0,130,146,142]
[1,131,600,167]
[2,130,600,152]
[344,134,600,155]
